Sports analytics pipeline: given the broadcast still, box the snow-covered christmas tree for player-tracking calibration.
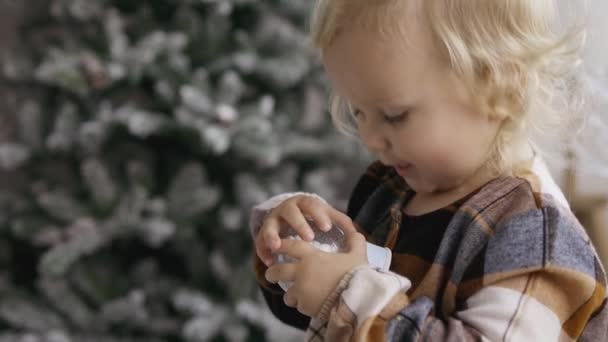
[0,0,371,341]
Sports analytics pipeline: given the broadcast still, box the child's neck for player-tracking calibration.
[404,145,535,216]
[404,168,499,216]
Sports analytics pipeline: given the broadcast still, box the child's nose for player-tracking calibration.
[360,124,391,153]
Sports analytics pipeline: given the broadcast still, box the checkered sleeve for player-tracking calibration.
[402,206,606,342]
[388,269,601,341]
[308,204,607,341]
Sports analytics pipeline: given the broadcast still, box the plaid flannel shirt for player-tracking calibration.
[251,158,608,341]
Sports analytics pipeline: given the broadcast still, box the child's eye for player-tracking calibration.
[352,108,408,125]
[383,111,408,124]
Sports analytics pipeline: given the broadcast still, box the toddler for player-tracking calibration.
[250,0,607,340]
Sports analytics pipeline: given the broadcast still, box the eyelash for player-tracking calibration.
[352,109,408,124]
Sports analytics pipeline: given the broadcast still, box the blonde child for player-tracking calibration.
[250,0,608,340]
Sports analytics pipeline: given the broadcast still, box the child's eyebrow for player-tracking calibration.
[374,99,416,115]
[369,96,414,111]
[381,104,413,114]
[348,95,414,114]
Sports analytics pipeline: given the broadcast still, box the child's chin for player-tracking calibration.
[407,179,440,194]
[403,178,423,192]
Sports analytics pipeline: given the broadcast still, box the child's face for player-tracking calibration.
[322,22,503,195]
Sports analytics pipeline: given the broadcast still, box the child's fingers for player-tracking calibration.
[282,204,315,241]
[276,238,314,259]
[261,215,282,251]
[283,290,297,308]
[344,229,367,253]
[255,234,274,267]
[294,196,355,234]
[305,210,333,232]
[265,263,297,284]
[328,209,357,233]
[296,196,333,232]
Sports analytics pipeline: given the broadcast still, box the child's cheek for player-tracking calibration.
[420,150,470,186]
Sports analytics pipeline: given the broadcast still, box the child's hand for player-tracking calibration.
[254,195,356,267]
[264,229,368,318]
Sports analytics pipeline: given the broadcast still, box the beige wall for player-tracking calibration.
[582,0,608,68]
[549,0,608,197]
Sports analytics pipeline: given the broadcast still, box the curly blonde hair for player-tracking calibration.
[310,0,587,175]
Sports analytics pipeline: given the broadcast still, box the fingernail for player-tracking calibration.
[306,232,314,241]
[323,222,332,231]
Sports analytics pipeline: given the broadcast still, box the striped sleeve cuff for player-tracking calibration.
[316,265,412,326]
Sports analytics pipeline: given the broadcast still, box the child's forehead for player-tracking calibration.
[319,2,451,109]
[339,0,421,28]
[325,4,441,65]
[321,23,459,114]
[323,54,419,111]
[322,24,444,85]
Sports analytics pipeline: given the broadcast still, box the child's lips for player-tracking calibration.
[394,163,412,175]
